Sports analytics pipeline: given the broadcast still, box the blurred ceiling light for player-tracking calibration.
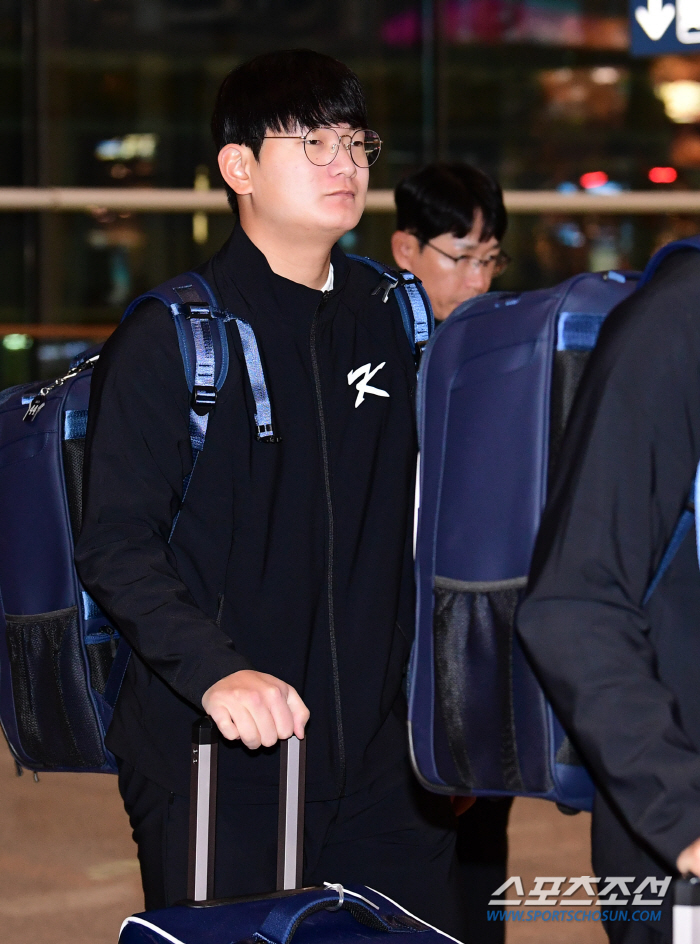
[551,68,574,83]
[580,171,609,189]
[556,222,586,248]
[95,133,158,162]
[591,67,620,85]
[655,80,700,123]
[3,334,33,351]
[648,166,678,183]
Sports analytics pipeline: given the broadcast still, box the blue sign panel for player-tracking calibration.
[631,0,700,55]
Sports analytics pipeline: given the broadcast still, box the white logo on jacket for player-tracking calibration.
[347,363,390,408]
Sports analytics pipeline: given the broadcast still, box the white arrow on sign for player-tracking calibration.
[635,0,676,40]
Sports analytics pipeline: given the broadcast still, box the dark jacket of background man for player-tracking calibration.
[75,223,418,803]
[518,250,700,941]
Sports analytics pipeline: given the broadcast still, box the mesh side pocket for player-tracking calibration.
[549,349,591,484]
[62,438,85,540]
[86,629,119,696]
[433,578,526,793]
[5,607,104,768]
[556,736,584,767]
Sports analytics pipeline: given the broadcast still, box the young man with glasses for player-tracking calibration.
[391,163,508,322]
[76,49,466,936]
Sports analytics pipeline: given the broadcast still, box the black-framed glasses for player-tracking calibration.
[426,241,510,276]
[262,128,382,168]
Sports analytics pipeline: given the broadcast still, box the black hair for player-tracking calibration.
[212,49,368,211]
[395,162,507,245]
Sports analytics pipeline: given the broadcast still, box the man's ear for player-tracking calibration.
[218,143,254,196]
[391,230,419,272]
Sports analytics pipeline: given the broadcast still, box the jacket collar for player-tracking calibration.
[210,222,350,318]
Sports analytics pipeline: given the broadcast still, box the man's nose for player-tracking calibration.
[465,264,490,293]
[332,137,357,175]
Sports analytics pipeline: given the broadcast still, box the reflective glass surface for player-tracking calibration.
[1,1,699,383]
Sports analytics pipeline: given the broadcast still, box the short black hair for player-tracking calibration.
[395,162,507,245]
[212,49,368,211]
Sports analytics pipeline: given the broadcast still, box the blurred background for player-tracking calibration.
[1,0,699,383]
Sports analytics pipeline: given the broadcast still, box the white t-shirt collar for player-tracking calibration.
[321,264,334,293]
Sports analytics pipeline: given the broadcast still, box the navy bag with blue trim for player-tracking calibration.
[0,260,431,776]
[0,270,280,775]
[409,268,641,811]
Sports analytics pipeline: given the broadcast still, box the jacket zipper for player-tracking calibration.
[310,291,346,794]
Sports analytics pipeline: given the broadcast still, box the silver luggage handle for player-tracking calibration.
[674,876,700,944]
[187,717,307,902]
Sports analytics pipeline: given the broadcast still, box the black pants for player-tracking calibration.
[118,758,470,941]
[592,793,673,944]
[456,798,512,944]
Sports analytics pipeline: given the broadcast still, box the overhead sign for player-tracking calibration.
[631,0,700,54]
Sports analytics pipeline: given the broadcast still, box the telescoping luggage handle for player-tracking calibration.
[187,717,306,902]
[674,877,700,944]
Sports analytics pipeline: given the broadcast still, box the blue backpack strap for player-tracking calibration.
[107,272,279,704]
[347,255,434,362]
[643,464,700,605]
[637,235,700,289]
[123,271,279,449]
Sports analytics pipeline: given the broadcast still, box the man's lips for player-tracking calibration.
[326,189,356,198]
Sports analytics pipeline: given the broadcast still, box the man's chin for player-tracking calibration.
[312,212,364,242]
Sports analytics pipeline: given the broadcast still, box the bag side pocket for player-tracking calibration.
[5,606,103,768]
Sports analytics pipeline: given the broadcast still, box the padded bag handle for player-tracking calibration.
[247,887,426,944]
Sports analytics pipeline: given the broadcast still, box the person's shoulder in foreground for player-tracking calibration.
[390,161,509,321]
[517,247,700,870]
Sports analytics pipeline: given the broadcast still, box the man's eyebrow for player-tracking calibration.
[455,240,500,251]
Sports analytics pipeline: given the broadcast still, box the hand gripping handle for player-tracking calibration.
[187,718,306,902]
[246,887,426,944]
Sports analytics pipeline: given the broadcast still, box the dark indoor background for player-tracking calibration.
[1,0,699,384]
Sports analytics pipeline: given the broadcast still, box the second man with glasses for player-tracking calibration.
[391,162,508,323]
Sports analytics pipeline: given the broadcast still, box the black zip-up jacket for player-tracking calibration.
[75,224,418,802]
[517,250,700,868]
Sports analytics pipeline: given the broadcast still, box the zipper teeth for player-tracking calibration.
[310,297,346,793]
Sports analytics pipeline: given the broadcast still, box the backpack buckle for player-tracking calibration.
[371,275,399,304]
[256,423,281,443]
[192,384,217,416]
[184,304,213,319]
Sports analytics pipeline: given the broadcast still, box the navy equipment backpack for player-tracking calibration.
[409,268,640,811]
[0,261,431,776]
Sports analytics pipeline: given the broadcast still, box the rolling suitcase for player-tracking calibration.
[119,720,464,944]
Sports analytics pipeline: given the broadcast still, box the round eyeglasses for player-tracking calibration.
[263,128,382,168]
[426,242,510,277]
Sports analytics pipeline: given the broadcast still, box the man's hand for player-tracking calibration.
[202,670,310,749]
[677,837,700,877]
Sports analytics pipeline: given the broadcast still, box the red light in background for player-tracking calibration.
[580,171,609,189]
[648,166,678,184]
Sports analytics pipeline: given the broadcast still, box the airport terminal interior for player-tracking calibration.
[0,0,697,941]
[2,0,699,385]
